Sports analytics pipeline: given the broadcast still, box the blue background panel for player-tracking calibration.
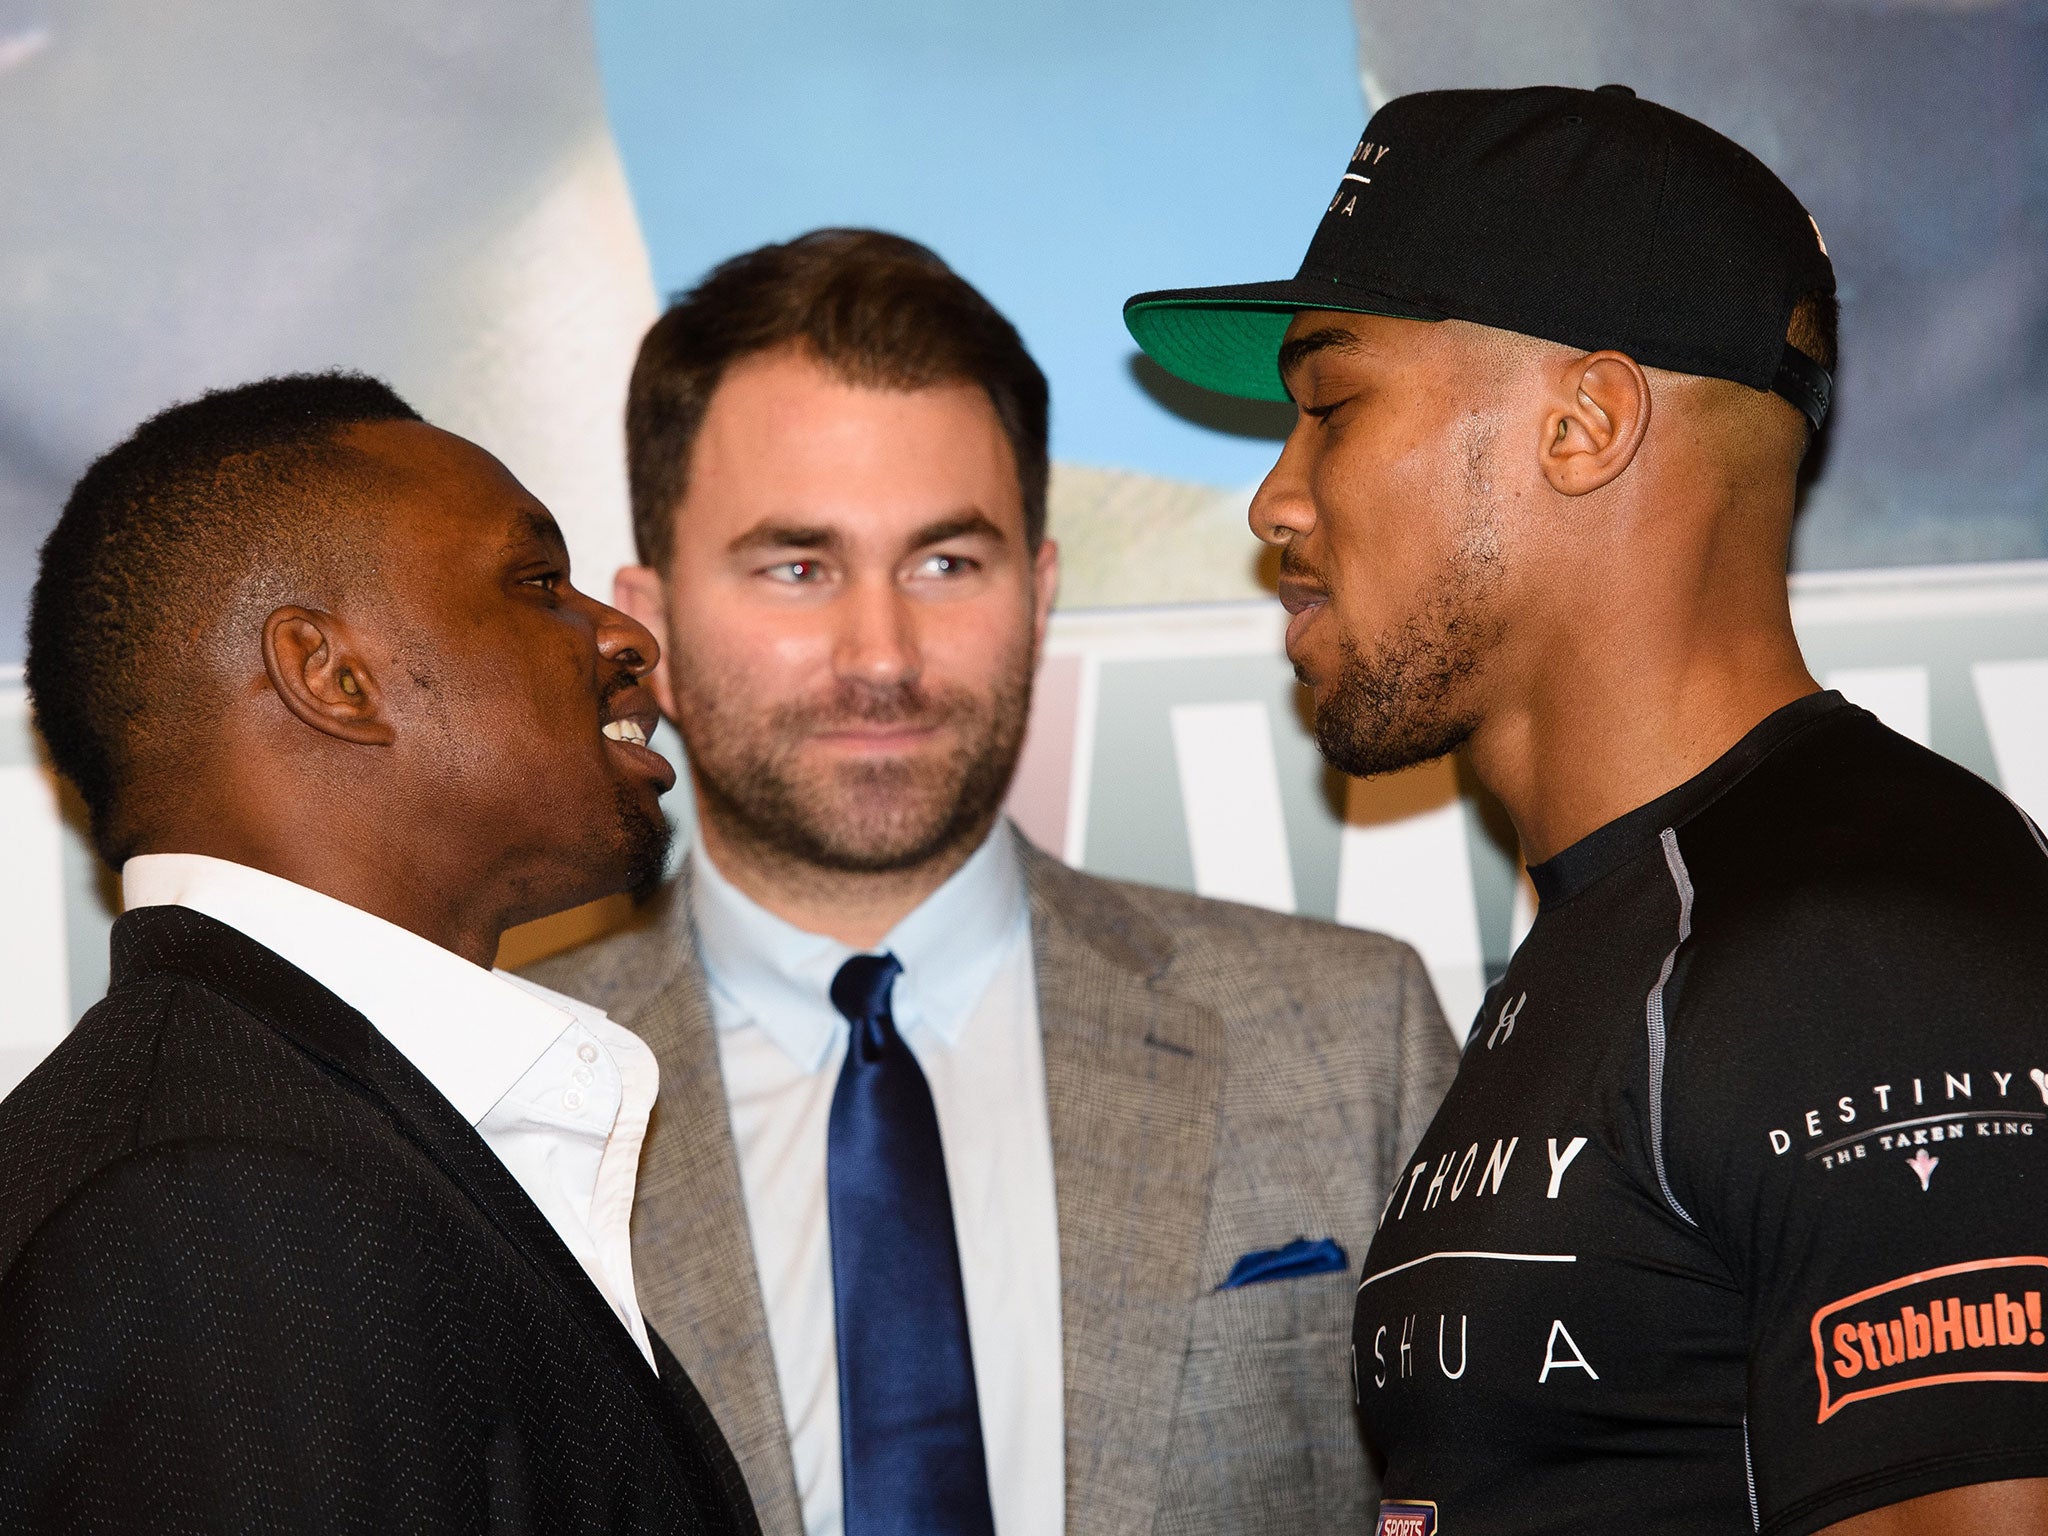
[593,0,1365,489]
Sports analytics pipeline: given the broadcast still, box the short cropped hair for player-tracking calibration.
[1788,289,1839,376]
[626,228,1050,570]
[26,372,421,862]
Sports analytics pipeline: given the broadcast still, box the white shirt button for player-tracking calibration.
[577,1041,599,1064]
[573,1064,596,1087]
[563,1087,586,1112]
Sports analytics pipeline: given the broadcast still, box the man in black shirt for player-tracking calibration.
[1121,86,2048,1534]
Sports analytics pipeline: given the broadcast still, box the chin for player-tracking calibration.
[543,779,677,912]
[816,798,966,870]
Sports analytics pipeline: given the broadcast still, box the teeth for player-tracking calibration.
[602,719,648,746]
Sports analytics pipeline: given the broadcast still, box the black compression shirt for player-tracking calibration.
[1355,692,2048,1536]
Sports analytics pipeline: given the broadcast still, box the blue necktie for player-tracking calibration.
[826,953,997,1536]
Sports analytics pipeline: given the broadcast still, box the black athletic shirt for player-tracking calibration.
[1355,692,2048,1536]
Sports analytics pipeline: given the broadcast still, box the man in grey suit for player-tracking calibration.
[528,227,1458,1536]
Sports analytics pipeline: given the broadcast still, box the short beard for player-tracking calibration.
[1309,422,1506,780]
[1312,582,1497,778]
[615,779,675,900]
[502,779,673,930]
[674,645,1035,878]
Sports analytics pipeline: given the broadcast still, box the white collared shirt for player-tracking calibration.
[692,824,1064,1536]
[121,852,659,1370]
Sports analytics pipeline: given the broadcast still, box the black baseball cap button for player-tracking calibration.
[1596,83,1636,96]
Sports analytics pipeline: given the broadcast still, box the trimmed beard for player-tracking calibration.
[1310,577,1498,779]
[1308,424,1506,780]
[617,778,676,901]
[673,642,1036,876]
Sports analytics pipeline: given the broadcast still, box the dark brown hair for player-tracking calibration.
[626,228,1049,570]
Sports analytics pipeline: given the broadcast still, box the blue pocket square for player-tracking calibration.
[1218,1236,1350,1290]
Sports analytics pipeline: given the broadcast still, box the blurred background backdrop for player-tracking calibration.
[3,0,2044,1089]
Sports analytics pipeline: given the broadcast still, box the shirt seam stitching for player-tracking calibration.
[1647,827,1698,1228]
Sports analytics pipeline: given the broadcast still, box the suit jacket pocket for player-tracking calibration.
[1158,1266,1371,1533]
[1188,1265,1356,1350]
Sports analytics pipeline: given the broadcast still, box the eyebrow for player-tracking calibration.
[908,511,1004,547]
[505,507,569,558]
[728,521,839,555]
[727,510,1007,557]
[1276,326,1377,395]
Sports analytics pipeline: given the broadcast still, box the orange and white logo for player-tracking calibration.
[1810,1256,2048,1422]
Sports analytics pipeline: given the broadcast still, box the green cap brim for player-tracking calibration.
[1123,279,1440,403]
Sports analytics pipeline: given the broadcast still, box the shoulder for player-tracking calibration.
[0,970,412,1276]
[1022,842,1440,1058]
[1671,709,2048,1016]
[19,1134,399,1249]
[0,969,183,1152]
[1680,705,2047,918]
[0,1133,420,1324]
[1656,712,2048,1214]
[1025,840,1421,981]
[0,970,221,1244]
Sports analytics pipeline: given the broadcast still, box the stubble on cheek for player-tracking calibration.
[669,638,1036,875]
[1309,412,1508,780]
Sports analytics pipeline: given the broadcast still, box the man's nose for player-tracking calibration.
[1249,427,1319,549]
[834,575,920,687]
[595,598,661,679]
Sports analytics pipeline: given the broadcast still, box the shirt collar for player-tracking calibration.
[690,821,1030,1073]
[1524,689,1851,906]
[121,852,577,1124]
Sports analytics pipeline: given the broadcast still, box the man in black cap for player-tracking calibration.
[1126,86,2048,1535]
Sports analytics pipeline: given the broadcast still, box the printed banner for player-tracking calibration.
[5,559,2043,1095]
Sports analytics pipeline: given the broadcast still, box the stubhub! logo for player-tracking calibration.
[1811,1256,2048,1422]
[1376,1501,1438,1536]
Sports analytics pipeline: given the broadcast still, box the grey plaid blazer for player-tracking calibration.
[526,832,1457,1535]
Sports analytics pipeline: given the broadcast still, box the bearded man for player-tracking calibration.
[527,229,1458,1536]
[1125,84,2048,1535]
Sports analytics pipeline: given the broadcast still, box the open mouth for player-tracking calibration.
[598,692,675,791]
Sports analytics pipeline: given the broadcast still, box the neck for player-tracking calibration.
[693,797,992,949]
[138,808,510,971]
[1466,566,1817,867]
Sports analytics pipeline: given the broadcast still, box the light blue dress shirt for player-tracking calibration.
[691,823,1064,1536]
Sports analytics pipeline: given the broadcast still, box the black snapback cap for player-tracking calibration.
[1125,84,1836,430]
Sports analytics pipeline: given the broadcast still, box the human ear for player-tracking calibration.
[261,607,395,747]
[1539,351,1652,497]
[1030,538,1060,651]
[613,565,678,720]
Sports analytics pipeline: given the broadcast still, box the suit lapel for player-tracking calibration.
[602,870,808,1536]
[112,907,714,1482]
[1024,847,1224,1536]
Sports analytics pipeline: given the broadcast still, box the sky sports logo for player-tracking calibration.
[1811,1256,2048,1422]
[1375,1501,1438,1536]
